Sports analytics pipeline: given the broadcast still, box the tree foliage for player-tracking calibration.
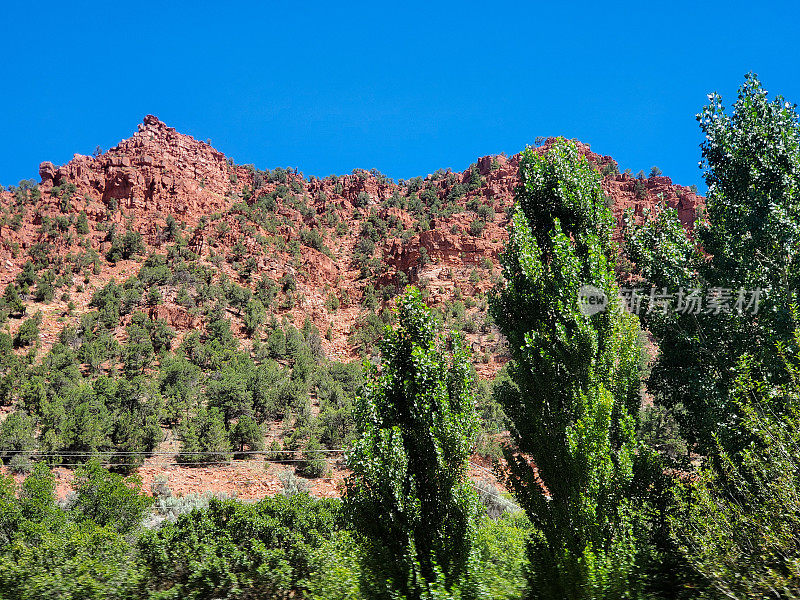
[490,139,645,598]
[136,494,342,599]
[673,348,800,598]
[345,287,481,597]
[625,73,800,453]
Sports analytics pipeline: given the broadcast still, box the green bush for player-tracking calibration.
[299,434,326,478]
[634,177,647,199]
[70,460,153,533]
[206,361,255,426]
[2,284,24,317]
[106,229,145,262]
[14,312,41,348]
[325,290,340,313]
[0,465,138,600]
[300,228,332,256]
[136,495,342,598]
[159,354,201,424]
[268,328,288,359]
[230,414,263,455]
[471,512,531,598]
[178,406,232,464]
[33,273,54,303]
[76,211,90,235]
[469,219,485,237]
[243,298,266,336]
[0,412,36,463]
[477,203,495,222]
[673,356,800,598]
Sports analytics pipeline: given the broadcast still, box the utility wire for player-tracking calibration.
[0,448,345,456]
[30,457,344,468]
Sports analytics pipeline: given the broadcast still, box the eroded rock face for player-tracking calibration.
[34,121,699,252]
[38,161,56,185]
[604,173,699,233]
[148,304,202,330]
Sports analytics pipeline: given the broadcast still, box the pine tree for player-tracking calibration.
[230,415,263,455]
[75,211,90,235]
[178,407,231,464]
[2,284,24,318]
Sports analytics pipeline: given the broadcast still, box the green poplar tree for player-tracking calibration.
[490,139,644,598]
[345,287,480,598]
[625,74,800,454]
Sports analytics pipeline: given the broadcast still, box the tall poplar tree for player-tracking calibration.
[490,139,644,598]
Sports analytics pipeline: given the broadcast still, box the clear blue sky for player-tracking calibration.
[2,1,799,192]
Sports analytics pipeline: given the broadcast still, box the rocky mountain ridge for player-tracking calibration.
[0,116,702,373]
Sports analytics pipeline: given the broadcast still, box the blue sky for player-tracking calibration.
[1,1,799,192]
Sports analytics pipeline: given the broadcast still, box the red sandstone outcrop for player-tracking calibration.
[38,115,250,223]
[148,304,202,330]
